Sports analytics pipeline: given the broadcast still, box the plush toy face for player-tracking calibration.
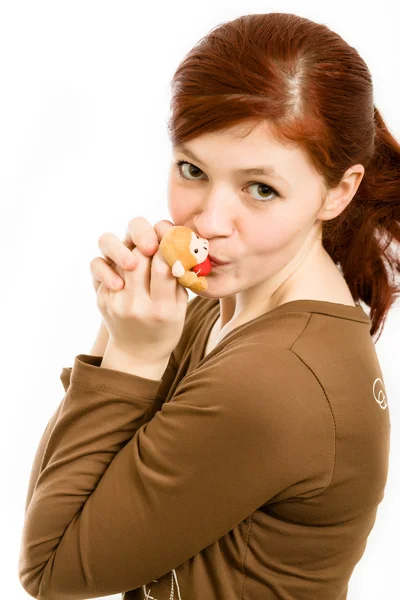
[189,231,209,264]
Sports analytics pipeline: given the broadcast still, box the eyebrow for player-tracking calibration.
[174,144,289,185]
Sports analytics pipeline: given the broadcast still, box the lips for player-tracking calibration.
[209,255,230,265]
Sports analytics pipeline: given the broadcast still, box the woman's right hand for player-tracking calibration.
[90,217,175,295]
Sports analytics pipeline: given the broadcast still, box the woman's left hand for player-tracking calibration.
[96,244,189,365]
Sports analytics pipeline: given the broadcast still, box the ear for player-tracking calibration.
[172,259,185,277]
[318,164,365,221]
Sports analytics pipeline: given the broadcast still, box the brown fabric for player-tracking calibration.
[19,296,391,600]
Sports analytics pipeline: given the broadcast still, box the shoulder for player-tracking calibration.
[180,343,333,437]
[172,344,335,492]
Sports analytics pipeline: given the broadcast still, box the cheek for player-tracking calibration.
[167,183,191,224]
[250,216,296,254]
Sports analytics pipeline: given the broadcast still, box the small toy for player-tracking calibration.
[159,226,212,292]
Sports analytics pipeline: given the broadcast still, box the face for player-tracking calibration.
[167,119,331,314]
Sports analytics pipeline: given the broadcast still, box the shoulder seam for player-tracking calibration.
[286,317,336,492]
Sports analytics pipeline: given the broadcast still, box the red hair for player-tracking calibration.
[167,13,400,343]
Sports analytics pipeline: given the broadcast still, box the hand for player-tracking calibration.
[90,217,175,295]
[95,219,189,365]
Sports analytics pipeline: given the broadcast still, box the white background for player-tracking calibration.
[2,1,399,599]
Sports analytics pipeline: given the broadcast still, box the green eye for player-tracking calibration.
[174,160,280,204]
[247,182,279,202]
[177,161,204,179]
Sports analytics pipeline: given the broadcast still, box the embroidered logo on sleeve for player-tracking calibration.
[372,378,388,410]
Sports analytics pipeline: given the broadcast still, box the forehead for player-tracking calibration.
[175,119,308,163]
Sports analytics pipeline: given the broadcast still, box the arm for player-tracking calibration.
[21,298,200,520]
[89,319,110,357]
[18,348,332,600]
[100,341,170,380]
[22,321,110,514]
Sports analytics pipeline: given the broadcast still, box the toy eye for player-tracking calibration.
[194,249,198,253]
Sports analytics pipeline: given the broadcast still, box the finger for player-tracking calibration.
[150,247,177,308]
[90,257,125,291]
[122,247,152,301]
[153,219,176,244]
[96,281,111,312]
[176,275,189,306]
[98,232,137,270]
[125,216,160,257]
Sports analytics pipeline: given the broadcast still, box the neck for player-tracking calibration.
[216,243,343,335]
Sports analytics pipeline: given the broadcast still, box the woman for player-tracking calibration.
[19,12,397,600]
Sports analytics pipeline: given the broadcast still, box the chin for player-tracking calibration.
[195,285,234,301]
[193,289,216,299]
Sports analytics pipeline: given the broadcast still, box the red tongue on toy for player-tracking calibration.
[191,255,212,276]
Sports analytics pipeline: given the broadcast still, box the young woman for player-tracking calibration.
[19,12,398,600]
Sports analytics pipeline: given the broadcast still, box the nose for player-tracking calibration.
[193,191,234,239]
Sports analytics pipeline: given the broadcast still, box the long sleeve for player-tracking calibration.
[21,297,201,519]
[22,364,90,515]
[18,346,334,600]
[22,355,177,516]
